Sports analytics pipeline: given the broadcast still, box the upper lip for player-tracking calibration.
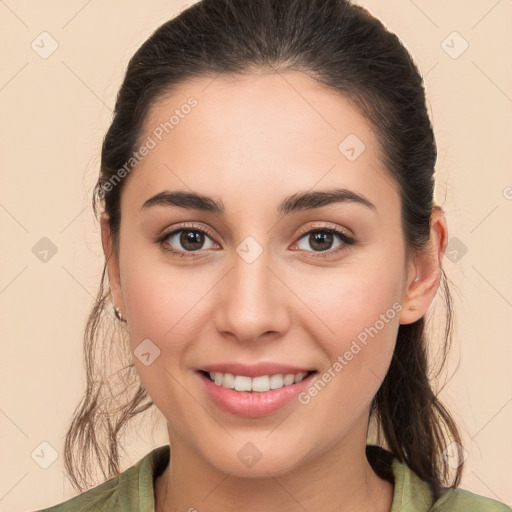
[198,362,316,378]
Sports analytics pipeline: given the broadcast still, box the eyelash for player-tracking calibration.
[155,222,357,260]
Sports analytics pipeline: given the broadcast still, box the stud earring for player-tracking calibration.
[114,306,126,323]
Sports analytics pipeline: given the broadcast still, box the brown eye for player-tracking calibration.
[176,230,207,251]
[157,224,220,258]
[293,226,356,258]
[302,231,336,251]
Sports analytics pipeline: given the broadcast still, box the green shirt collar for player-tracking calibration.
[117,444,436,512]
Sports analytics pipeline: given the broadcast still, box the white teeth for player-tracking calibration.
[234,375,252,391]
[283,374,295,386]
[221,373,235,389]
[269,374,284,389]
[206,371,310,392]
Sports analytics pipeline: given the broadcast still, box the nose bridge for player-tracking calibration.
[214,240,289,342]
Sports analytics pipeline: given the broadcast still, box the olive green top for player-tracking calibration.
[31,444,511,512]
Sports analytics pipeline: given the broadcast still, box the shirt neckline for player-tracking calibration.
[118,444,434,512]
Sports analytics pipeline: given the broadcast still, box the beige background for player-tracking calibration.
[1,1,511,510]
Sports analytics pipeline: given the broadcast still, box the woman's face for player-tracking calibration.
[105,70,425,476]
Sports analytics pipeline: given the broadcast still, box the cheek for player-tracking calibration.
[293,253,404,410]
[118,252,210,416]
[119,239,214,343]
[296,251,404,344]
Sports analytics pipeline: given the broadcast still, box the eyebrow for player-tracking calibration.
[141,188,376,215]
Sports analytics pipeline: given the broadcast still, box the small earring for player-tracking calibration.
[114,306,126,323]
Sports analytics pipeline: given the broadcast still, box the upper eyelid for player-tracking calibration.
[294,222,353,238]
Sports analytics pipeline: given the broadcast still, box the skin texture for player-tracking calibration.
[101,70,448,512]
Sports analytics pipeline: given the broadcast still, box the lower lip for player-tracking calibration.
[197,371,316,418]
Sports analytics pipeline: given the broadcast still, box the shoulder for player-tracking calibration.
[372,447,511,512]
[28,445,170,512]
[431,487,512,512]
[28,475,121,512]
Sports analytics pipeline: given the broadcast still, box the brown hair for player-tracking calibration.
[64,0,464,499]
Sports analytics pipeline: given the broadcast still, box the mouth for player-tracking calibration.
[196,368,318,417]
[197,369,318,393]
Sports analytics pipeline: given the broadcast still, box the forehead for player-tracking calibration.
[122,70,398,215]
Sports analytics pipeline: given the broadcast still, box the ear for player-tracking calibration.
[100,213,125,315]
[399,206,448,325]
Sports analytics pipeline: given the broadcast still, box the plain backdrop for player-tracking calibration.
[1,1,511,510]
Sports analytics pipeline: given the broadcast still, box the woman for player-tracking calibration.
[30,0,511,510]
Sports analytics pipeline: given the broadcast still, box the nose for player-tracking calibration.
[213,247,291,345]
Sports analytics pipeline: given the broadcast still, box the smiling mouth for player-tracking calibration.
[198,369,317,393]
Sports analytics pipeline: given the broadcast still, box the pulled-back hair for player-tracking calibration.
[64,0,464,500]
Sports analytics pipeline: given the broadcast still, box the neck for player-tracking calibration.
[155,430,394,512]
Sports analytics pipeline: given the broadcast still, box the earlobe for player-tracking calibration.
[399,207,448,325]
[100,213,125,315]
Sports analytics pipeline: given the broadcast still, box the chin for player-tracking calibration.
[201,441,308,478]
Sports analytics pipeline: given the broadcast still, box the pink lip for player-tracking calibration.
[196,370,317,418]
[198,362,315,378]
